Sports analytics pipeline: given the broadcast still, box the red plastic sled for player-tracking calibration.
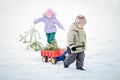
[41,49,65,64]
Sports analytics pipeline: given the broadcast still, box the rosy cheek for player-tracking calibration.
[76,19,80,23]
[47,14,52,18]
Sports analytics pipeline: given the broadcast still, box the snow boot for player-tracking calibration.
[64,62,69,68]
[76,67,86,71]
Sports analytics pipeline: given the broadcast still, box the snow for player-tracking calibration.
[0,0,120,80]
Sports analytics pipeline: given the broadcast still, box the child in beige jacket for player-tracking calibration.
[64,15,87,71]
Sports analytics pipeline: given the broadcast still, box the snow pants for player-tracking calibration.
[64,51,85,68]
[46,32,56,44]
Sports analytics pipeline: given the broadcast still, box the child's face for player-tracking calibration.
[75,18,84,29]
[77,23,84,29]
[46,13,52,18]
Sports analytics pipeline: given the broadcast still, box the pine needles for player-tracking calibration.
[19,26,43,51]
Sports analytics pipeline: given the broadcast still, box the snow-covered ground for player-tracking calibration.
[0,0,120,80]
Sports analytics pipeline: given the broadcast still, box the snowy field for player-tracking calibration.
[0,0,120,80]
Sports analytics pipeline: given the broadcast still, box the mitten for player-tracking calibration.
[71,47,76,51]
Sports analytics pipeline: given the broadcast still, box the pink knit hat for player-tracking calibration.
[46,9,54,15]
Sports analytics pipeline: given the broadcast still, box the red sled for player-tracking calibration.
[41,49,66,64]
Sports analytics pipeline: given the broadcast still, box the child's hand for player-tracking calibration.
[31,24,35,28]
[71,47,76,51]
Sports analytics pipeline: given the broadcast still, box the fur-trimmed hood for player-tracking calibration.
[69,23,80,32]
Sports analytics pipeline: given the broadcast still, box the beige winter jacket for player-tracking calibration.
[67,23,86,53]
